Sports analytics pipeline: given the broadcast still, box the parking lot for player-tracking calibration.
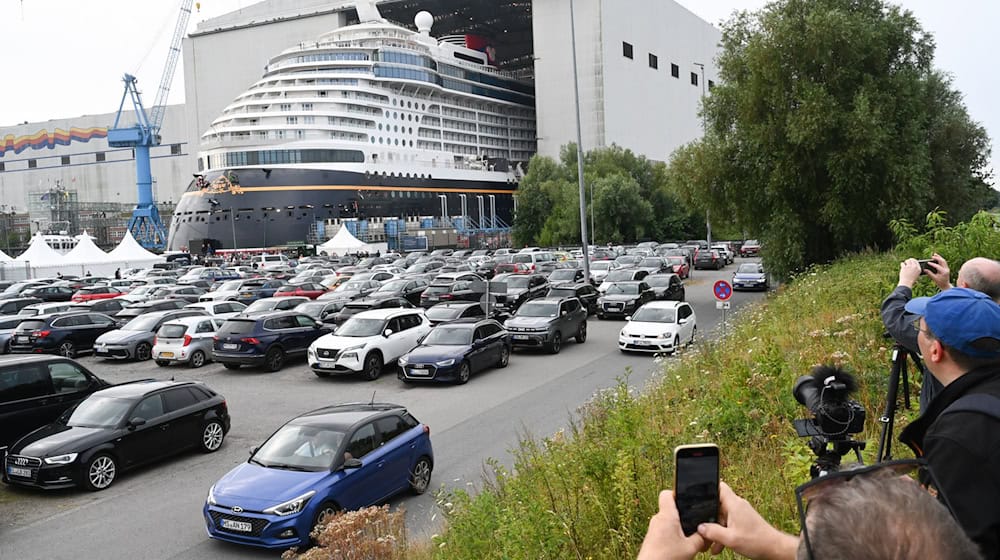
[0,260,766,560]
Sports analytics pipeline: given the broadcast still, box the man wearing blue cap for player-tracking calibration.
[902,287,1000,558]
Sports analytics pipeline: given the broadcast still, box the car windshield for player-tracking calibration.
[512,254,533,264]
[504,276,530,289]
[336,281,366,292]
[66,396,133,428]
[644,276,672,287]
[639,259,663,268]
[667,257,685,265]
[632,307,677,323]
[245,300,279,313]
[123,315,162,332]
[252,423,348,471]
[218,320,256,336]
[606,270,634,282]
[517,301,559,317]
[738,264,763,273]
[549,270,577,281]
[295,302,325,315]
[606,283,639,295]
[218,281,242,291]
[591,261,612,271]
[547,288,576,298]
[17,308,40,317]
[336,317,385,337]
[378,280,408,292]
[157,324,188,338]
[424,327,472,345]
[425,306,464,320]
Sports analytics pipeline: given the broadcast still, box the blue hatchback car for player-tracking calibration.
[203,403,433,549]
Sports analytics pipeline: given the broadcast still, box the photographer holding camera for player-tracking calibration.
[881,254,1000,410]
[900,287,1000,558]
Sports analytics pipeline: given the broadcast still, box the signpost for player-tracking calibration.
[713,280,733,337]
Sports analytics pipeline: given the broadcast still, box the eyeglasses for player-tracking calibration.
[911,317,933,338]
[795,459,953,560]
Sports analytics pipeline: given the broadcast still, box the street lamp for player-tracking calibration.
[693,62,711,246]
[569,0,592,282]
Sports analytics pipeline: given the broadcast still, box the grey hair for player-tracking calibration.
[797,472,982,560]
[959,258,1000,301]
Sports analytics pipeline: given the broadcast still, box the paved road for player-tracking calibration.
[0,260,765,560]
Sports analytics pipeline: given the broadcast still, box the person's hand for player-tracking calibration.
[696,482,798,560]
[925,253,952,291]
[898,258,922,288]
[637,490,707,560]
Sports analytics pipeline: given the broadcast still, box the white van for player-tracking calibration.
[511,251,555,273]
[252,254,291,271]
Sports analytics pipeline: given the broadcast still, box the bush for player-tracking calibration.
[282,505,406,560]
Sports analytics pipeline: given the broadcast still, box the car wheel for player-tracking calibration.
[410,456,433,495]
[671,335,680,355]
[457,361,471,384]
[548,332,562,354]
[223,362,241,370]
[362,352,383,381]
[498,345,510,368]
[200,420,226,453]
[83,453,117,491]
[690,326,697,346]
[155,360,170,367]
[58,341,75,358]
[597,313,605,320]
[134,342,152,361]
[189,350,207,369]
[264,347,285,372]
[575,322,587,344]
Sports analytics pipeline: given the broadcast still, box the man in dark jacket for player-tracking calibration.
[881,254,1000,409]
[902,287,1000,558]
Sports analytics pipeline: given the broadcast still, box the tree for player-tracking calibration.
[668,0,993,277]
[592,173,653,243]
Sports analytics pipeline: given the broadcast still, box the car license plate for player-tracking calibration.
[319,362,336,369]
[222,343,238,350]
[7,466,30,478]
[16,335,28,343]
[220,518,253,532]
[159,352,175,358]
[513,334,529,340]
[635,340,650,346]
[409,367,429,376]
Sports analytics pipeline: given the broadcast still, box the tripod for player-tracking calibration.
[876,337,922,462]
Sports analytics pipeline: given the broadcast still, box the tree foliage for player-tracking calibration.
[513,145,701,246]
[667,0,993,278]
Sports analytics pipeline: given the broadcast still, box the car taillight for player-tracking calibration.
[423,425,430,436]
[440,294,453,300]
[183,334,193,347]
[153,336,158,345]
[241,337,260,345]
[213,336,219,341]
[34,330,51,338]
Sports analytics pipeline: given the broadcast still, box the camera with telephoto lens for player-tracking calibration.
[792,365,867,477]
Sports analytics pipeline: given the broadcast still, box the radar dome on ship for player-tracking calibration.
[415,11,434,34]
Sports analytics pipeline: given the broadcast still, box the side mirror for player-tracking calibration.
[128,417,147,429]
[383,329,394,337]
[625,315,632,321]
[561,310,568,316]
[249,446,259,455]
[679,318,688,324]
[342,458,363,470]
[313,323,321,329]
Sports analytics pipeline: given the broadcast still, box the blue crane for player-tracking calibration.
[107,0,193,250]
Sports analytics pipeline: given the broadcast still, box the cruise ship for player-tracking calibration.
[167,3,536,252]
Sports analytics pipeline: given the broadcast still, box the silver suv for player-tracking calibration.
[503,297,588,354]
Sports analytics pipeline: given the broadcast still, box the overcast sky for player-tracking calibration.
[1,0,995,181]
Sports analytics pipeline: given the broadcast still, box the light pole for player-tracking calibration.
[693,62,711,246]
[570,0,591,282]
[230,208,237,250]
[589,181,595,245]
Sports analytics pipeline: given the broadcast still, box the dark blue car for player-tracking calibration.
[233,279,288,305]
[213,311,332,372]
[204,403,433,549]
[397,318,510,384]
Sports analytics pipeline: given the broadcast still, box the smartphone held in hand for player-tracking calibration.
[917,259,933,273]
[674,444,720,536]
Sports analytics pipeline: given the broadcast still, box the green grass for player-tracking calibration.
[425,250,928,559]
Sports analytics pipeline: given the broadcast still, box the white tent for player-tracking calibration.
[318,225,377,256]
[15,234,65,265]
[64,233,112,264]
[107,230,165,264]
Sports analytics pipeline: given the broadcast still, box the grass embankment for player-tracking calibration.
[431,250,923,559]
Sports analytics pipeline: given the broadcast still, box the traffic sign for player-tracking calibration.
[713,280,733,301]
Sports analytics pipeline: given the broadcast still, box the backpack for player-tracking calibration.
[941,393,1000,420]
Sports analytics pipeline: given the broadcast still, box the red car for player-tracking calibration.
[71,286,124,302]
[666,256,690,279]
[274,282,328,299]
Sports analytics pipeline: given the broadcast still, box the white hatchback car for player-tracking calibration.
[153,316,225,368]
[308,308,430,380]
[184,300,248,319]
[618,300,696,354]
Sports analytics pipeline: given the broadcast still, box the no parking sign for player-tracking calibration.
[713,280,733,301]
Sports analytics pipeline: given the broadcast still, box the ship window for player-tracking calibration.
[302,103,313,111]
[28,159,37,169]
[691,72,699,86]
[407,101,412,108]
[379,137,384,144]
[378,124,383,130]
[287,116,298,125]
[61,156,70,165]
[393,99,397,106]
[648,53,658,69]
[671,64,680,78]
[96,152,106,162]
[0,162,4,172]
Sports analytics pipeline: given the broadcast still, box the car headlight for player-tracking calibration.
[436,358,455,367]
[207,484,218,506]
[263,490,316,517]
[43,453,78,465]
[620,330,628,337]
[341,344,364,360]
[398,355,409,366]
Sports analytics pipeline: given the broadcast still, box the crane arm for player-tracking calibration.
[149,0,193,134]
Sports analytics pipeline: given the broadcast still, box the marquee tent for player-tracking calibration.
[107,230,165,265]
[14,234,65,265]
[317,225,380,256]
[64,232,112,264]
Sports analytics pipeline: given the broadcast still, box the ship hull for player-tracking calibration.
[167,167,516,252]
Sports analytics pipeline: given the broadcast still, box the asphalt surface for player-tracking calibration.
[0,259,766,560]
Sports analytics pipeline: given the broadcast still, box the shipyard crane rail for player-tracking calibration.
[107,0,193,250]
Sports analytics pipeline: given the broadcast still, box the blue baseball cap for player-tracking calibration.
[905,287,1000,358]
